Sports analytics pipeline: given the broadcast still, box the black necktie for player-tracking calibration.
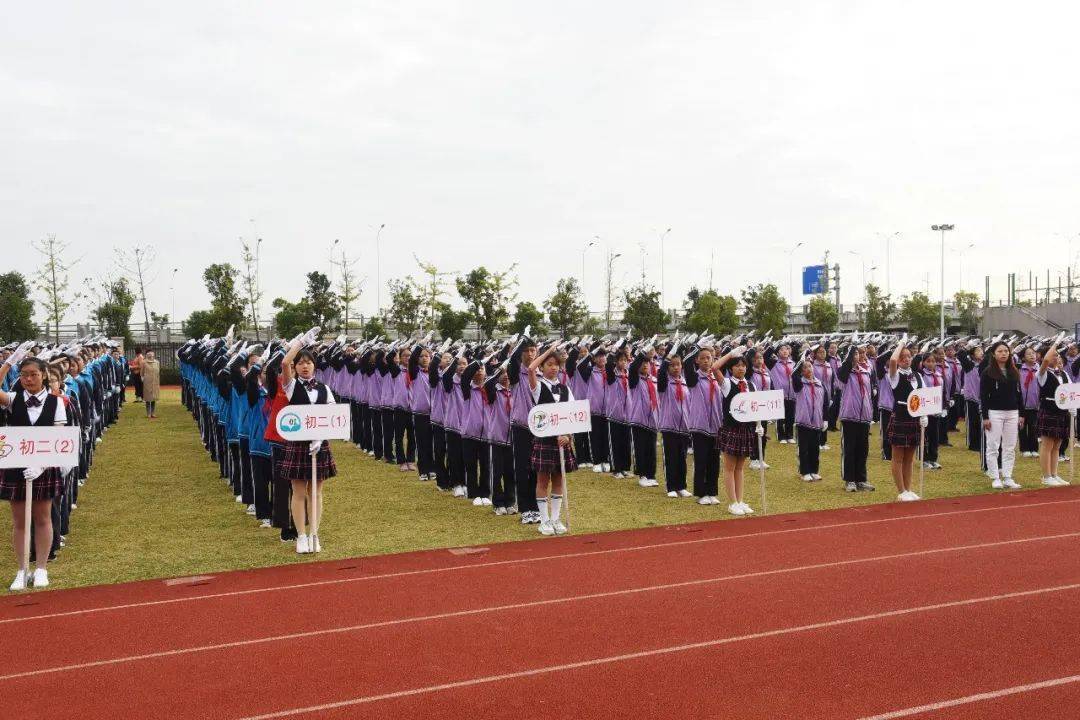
[26,396,41,408]
[302,380,316,392]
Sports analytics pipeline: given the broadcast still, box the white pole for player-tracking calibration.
[940,228,946,341]
[1071,412,1075,486]
[757,423,767,514]
[21,477,32,584]
[919,424,926,498]
[309,451,319,553]
[559,445,571,532]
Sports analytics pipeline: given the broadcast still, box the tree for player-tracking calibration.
[150,311,171,332]
[544,278,588,336]
[508,301,547,336]
[238,239,263,341]
[33,234,79,342]
[859,283,896,332]
[414,255,454,331]
[435,302,471,340]
[622,284,668,337]
[741,283,788,336]
[900,292,941,337]
[183,309,217,339]
[581,315,605,336]
[363,316,386,339]
[271,297,314,339]
[0,272,36,341]
[116,246,156,344]
[387,278,423,337]
[954,291,981,334]
[333,249,362,333]
[806,294,839,333]
[455,264,518,339]
[92,277,136,343]
[202,263,246,334]
[682,289,738,335]
[304,271,340,331]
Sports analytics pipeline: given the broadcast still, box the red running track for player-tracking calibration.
[0,487,1078,719]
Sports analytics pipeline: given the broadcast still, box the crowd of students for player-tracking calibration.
[1,338,127,591]
[176,326,1078,556]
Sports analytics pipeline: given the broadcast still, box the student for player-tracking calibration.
[1018,347,1040,458]
[875,342,894,462]
[944,345,964,434]
[684,341,722,504]
[1,346,68,590]
[408,342,434,481]
[837,338,875,492]
[508,335,541,523]
[812,345,833,450]
[460,359,492,505]
[628,346,659,487]
[1036,336,1071,486]
[428,344,452,490]
[792,353,827,481]
[528,344,577,536]
[656,347,691,497]
[886,339,924,501]
[981,340,1023,489]
[279,329,337,554]
[565,342,593,468]
[917,353,943,471]
[958,341,985,458]
[577,345,610,473]
[747,348,772,469]
[766,342,796,443]
[442,348,468,499]
[244,348,275,527]
[604,344,633,478]
[826,341,843,432]
[483,361,516,514]
[713,346,756,515]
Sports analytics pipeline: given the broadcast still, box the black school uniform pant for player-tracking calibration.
[841,421,869,484]
[239,439,254,504]
[432,423,450,488]
[413,413,434,477]
[947,394,962,431]
[229,441,242,495]
[923,416,940,463]
[1019,409,1039,453]
[381,409,395,462]
[371,406,384,458]
[360,403,373,451]
[512,424,538,513]
[631,425,657,479]
[393,408,413,464]
[350,400,363,445]
[445,430,464,488]
[609,420,632,473]
[270,443,294,531]
[966,400,983,453]
[691,431,720,497]
[590,415,610,465]
[880,409,893,461]
[662,432,688,492]
[797,425,821,475]
[574,431,592,464]
[491,443,516,508]
[216,424,227,477]
[776,399,796,441]
[750,427,768,462]
[828,390,841,431]
[461,436,490,499]
[251,454,272,520]
[938,406,951,445]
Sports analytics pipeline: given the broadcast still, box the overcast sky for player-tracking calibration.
[5,1,1080,328]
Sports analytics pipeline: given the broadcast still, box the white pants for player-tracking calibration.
[985,409,1019,480]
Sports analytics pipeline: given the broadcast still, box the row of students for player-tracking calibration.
[1,338,127,591]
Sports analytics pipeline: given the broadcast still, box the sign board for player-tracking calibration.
[1055,382,1080,410]
[0,426,81,469]
[802,265,828,295]
[528,400,591,438]
[275,403,352,441]
[728,389,786,422]
[906,386,943,417]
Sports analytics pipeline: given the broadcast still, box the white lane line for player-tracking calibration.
[233,583,1080,719]
[2,532,1076,682]
[856,674,1080,719]
[2,496,1077,625]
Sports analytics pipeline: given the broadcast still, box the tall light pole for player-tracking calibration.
[932,224,954,341]
[956,242,974,291]
[849,250,868,302]
[657,227,671,308]
[373,223,386,315]
[582,237,598,300]
[877,231,900,295]
[170,268,178,334]
[255,238,263,338]
[605,250,622,332]
[328,238,340,285]
[786,241,804,303]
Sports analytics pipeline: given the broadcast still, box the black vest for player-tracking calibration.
[9,391,59,427]
[892,370,924,420]
[722,377,754,427]
[289,379,329,406]
[1039,369,1068,411]
[536,380,569,406]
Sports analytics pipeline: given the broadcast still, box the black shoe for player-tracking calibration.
[280,528,298,542]
[855,481,876,492]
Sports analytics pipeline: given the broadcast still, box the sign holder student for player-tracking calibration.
[1055,382,1080,486]
[0,426,80,586]
[528,399,591,532]
[906,385,943,498]
[275,402,352,554]
[729,388,786,514]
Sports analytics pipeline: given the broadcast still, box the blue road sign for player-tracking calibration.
[802,265,827,295]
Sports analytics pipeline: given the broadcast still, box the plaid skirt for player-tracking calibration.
[718,424,755,457]
[280,440,337,482]
[0,468,65,502]
[531,438,578,475]
[1037,408,1070,440]
[888,416,921,448]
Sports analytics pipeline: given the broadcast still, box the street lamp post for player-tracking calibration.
[329,238,340,284]
[582,237,598,299]
[170,268,178,337]
[931,224,955,341]
[374,223,386,315]
[255,238,262,340]
[849,250,868,303]
[658,227,671,308]
[877,231,900,296]
[605,250,622,332]
[787,241,804,303]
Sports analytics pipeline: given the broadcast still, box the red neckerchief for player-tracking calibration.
[404,366,412,389]
[1023,365,1035,392]
[646,376,658,409]
[673,376,684,402]
[738,379,748,393]
[809,378,816,404]
[756,367,769,389]
[500,386,511,412]
[618,371,628,392]
[855,362,867,397]
[782,359,792,379]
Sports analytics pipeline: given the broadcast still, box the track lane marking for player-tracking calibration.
[855,674,1080,719]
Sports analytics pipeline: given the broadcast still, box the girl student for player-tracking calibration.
[684,339,722,505]
[1018,346,1041,458]
[565,342,593,468]
[656,344,692,498]
[981,340,1024,490]
[958,340,985,458]
[527,343,577,536]
[1035,335,1071,487]
[766,341,797,443]
[244,345,275,527]
[604,342,634,478]
[508,334,541,524]
[428,342,453,491]
[837,336,876,493]
[747,347,772,470]
[580,344,611,474]
[482,359,517,514]
[791,351,827,482]
[408,340,435,481]
[917,351,943,471]
[441,346,468,499]
[885,337,925,502]
[459,358,492,505]
[712,344,756,516]
[811,344,834,450]
[627,345,660,488]
[279,328,337,555]
[0,344,67,590]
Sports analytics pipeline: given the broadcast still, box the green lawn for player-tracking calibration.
[3,389,1070,591]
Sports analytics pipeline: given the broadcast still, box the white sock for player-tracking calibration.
[537,498,550,523]
[550,494,563,522]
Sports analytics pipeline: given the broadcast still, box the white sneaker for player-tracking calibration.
[677,489,693,497]
[602,463,611,473]
[698,496,712,505]
[666,490,678,498]
[739,502,754,514]
[1054,475,1071,485]
[760,461,770,469]
[235,495,243,503]
[592,464,602,473]
[801,474,814,482]
[909,491,922,500]
[260,518,272,528]
[991,478,1004,489]
[472,497,484,506]
[246,504,256,516]
[898,491,916,502]
[495,506,507,515]
[727,503,745,516]
[1042,477,1068,487]
[613,472,625,479]
[709,496,722,505]
[638,478,658,487]
[922,462,934,470]
[820,444,831,451]
[811,473,822,481]
[749,460,761,470]
[296,534,310,554]
[539,522,556,536]
[452,486,465,498]
[9,570,27,591]
[481,498,493,506]
[312,536,321,553]
[553,520,567,535]
[580,462,592,468]
[1003,478,1021,489]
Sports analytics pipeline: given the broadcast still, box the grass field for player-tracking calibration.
[2,388,1072,591]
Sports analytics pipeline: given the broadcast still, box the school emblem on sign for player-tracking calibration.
[0,435,11,460]
[908,394,922,414]
[278,412,302,434]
